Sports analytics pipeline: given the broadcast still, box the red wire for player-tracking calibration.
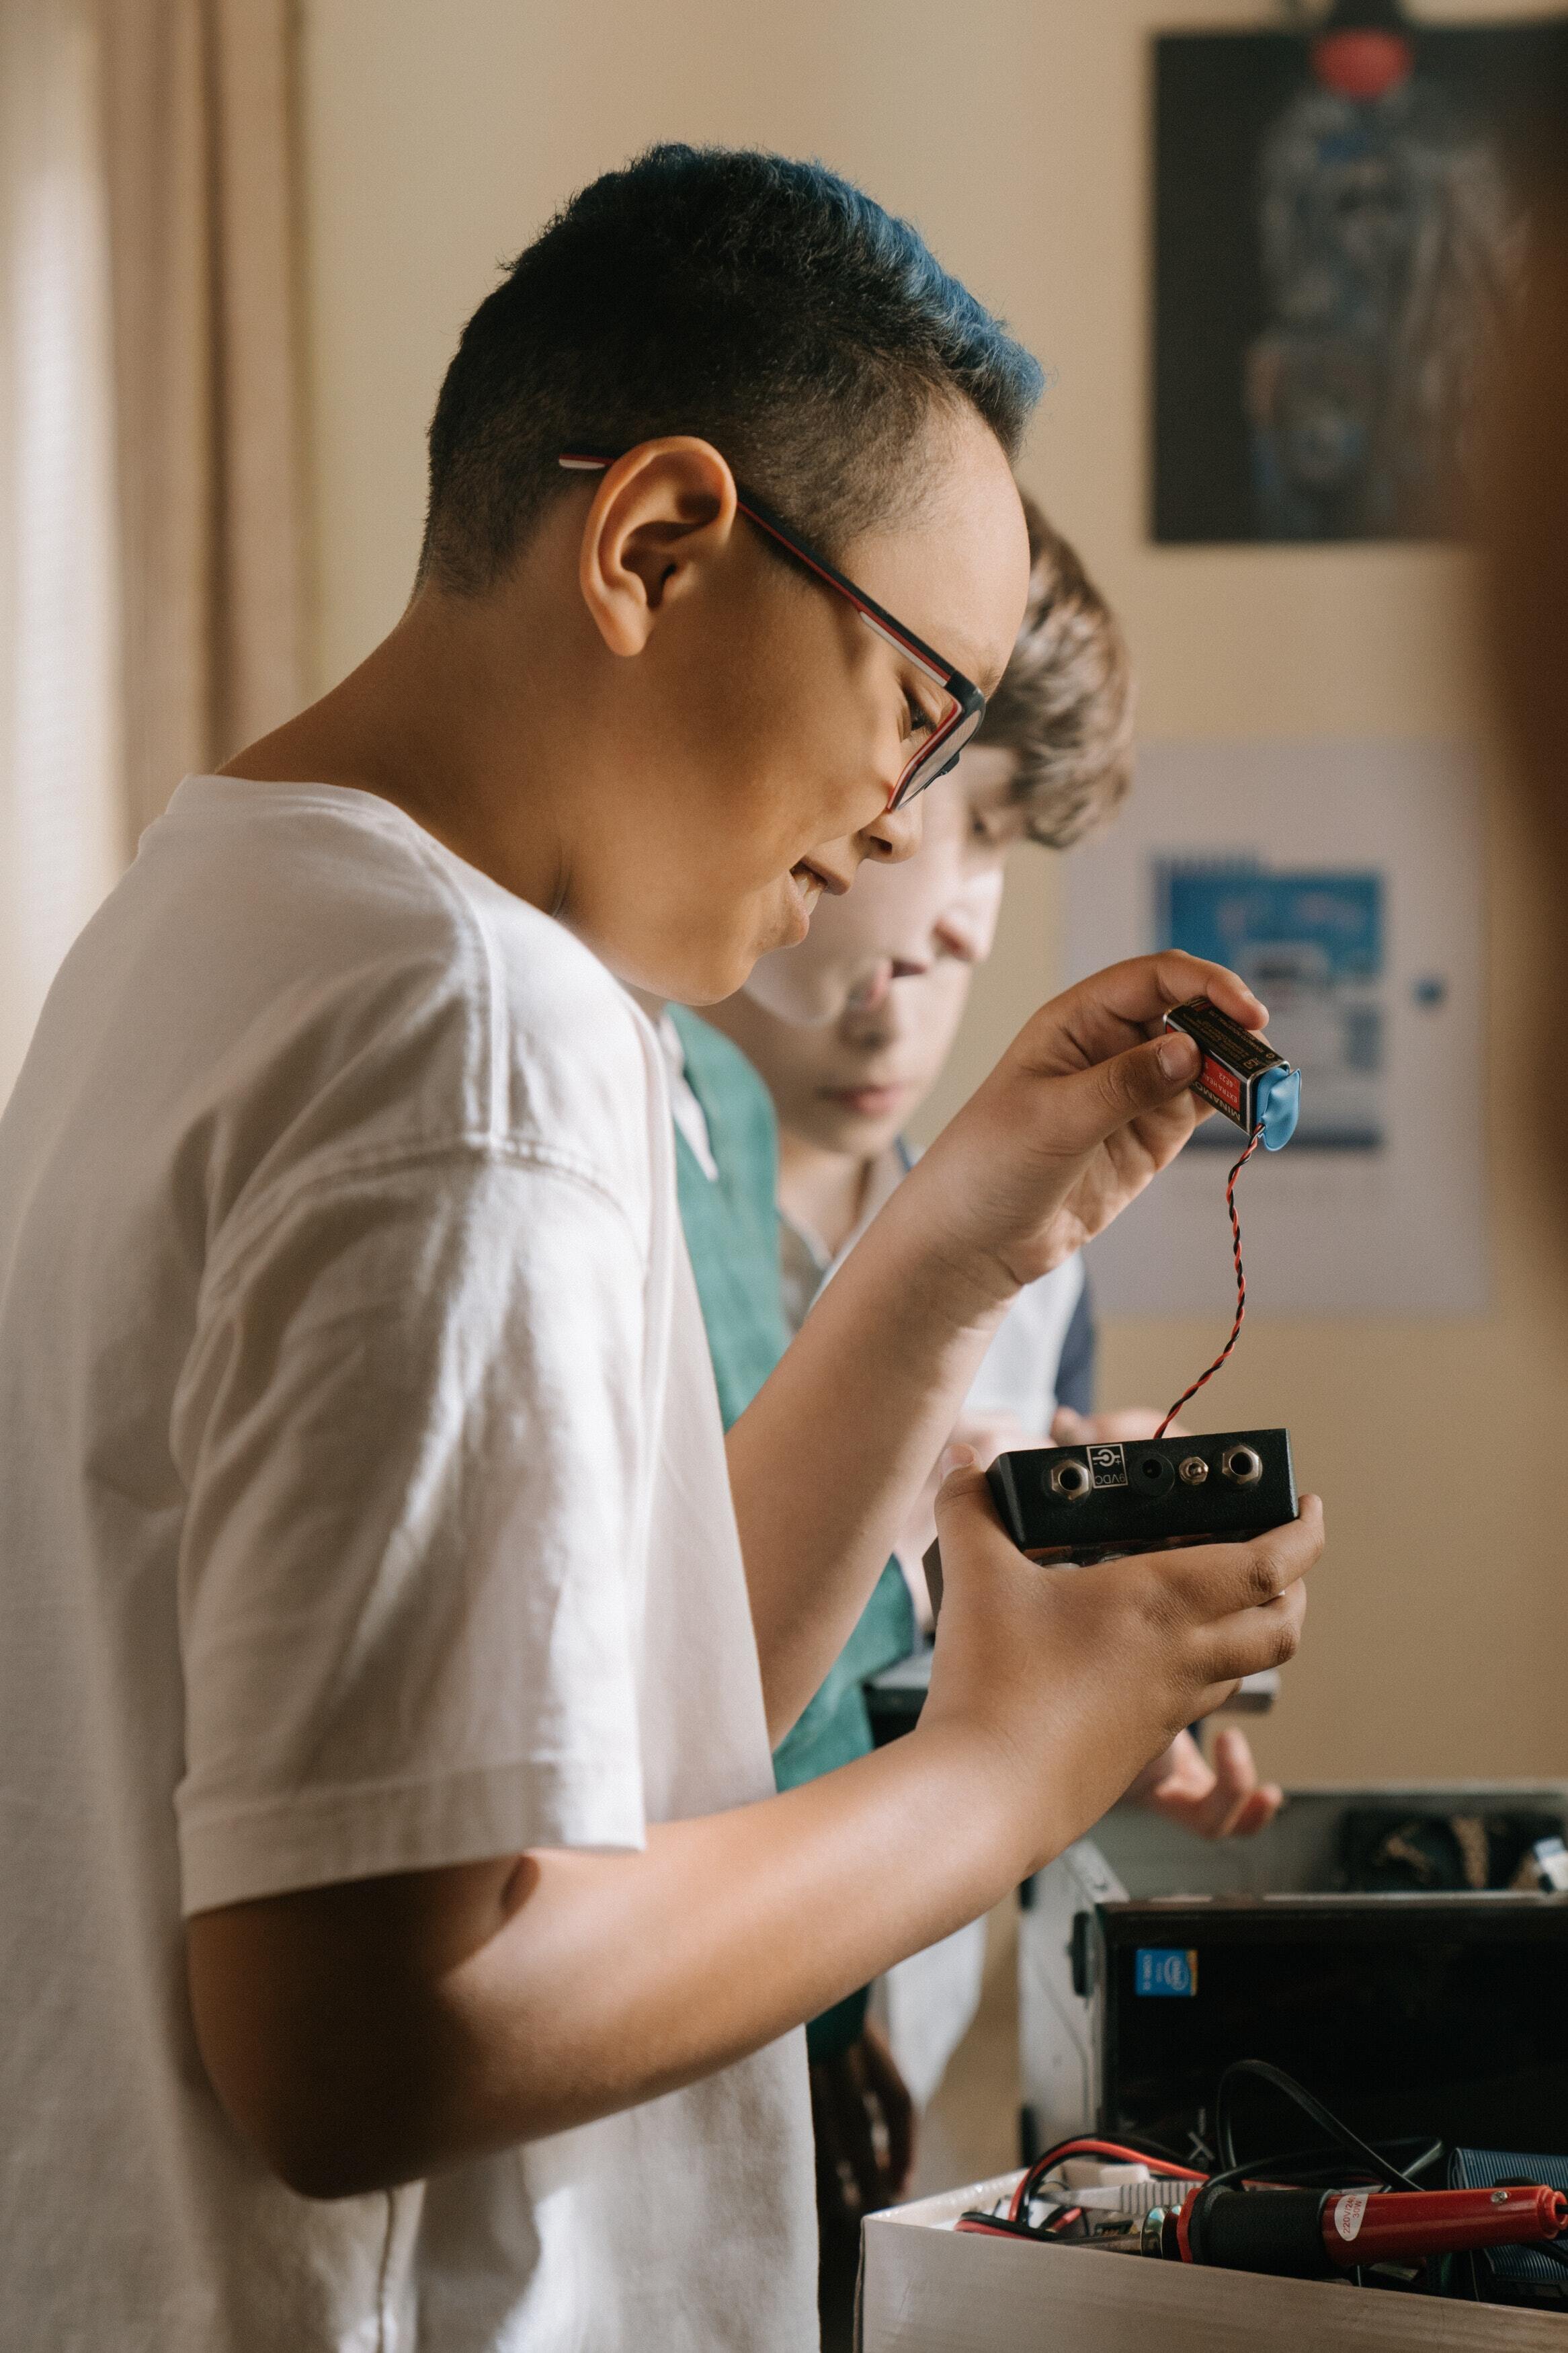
[1008,2137,1206,2222]
[1154,1125,1265,1441]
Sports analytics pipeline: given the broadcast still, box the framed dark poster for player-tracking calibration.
[1152,11,1568,544]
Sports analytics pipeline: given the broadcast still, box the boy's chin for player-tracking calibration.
[610,889,813,1009]
[806,1104,905,1161]
[641,935,766,1010]
[667,908,813,1009]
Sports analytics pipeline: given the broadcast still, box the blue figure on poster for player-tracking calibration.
[1151,9,1567,544]
[1246,22,1519,540]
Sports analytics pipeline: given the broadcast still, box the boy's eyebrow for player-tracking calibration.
[903,623,995,696]
[958,639,1007,698]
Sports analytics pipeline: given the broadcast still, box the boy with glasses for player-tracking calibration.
[0,147,1317,2350]
[672,495,1278,2309]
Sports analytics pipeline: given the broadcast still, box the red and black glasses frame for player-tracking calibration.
[559,448,987,811]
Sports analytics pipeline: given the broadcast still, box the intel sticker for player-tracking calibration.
[1135,1947,1198,1997]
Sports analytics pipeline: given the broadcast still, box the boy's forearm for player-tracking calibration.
[187,1480,1319,2203]
[726,1183,1009,1735]
[186,1718,1040,2200]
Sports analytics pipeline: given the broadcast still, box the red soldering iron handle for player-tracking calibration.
[1321,2186,1568,2268]
[1175,2183,1568,2276]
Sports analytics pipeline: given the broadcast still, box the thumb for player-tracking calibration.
[1061,1027,1200,1146]
[925,1447,1002,1628]
[932,1444,999,1528]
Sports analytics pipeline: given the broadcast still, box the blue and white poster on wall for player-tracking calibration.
[1159,863,1385,1152]
[1063,741,1486,1316]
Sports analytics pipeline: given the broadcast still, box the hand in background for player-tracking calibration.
[1051,1406,1189,1446]
[1128,1725,1282,1840]
[809,2020,916,2217]
[950,1410,1038,1470]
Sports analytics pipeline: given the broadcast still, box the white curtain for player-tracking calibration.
[0,0,122,1105]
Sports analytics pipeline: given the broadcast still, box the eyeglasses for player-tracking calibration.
[559,448,987,811]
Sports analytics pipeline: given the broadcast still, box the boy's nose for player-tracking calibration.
[845,953,934,1012]
[860,793,922,866]
[934,908,987,964]
[845,959,896,1012]
[934,869,1005,965]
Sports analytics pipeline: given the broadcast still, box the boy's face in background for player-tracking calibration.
[705,746,1028,1160]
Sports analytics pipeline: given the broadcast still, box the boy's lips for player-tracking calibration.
[781,864,825,942]
[819,1081,913,1119]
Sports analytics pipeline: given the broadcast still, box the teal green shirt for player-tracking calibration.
[668,1008,790,1429]
[669,1008,915,2057]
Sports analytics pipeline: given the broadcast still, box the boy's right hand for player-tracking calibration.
[918,1455,1319,1879]
[891,951,1265,1322]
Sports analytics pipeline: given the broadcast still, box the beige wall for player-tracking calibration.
[299,0,1568,1785]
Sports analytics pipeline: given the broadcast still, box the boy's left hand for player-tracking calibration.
[1053,1412,1277,1841]
[1129,1726,1282,1841]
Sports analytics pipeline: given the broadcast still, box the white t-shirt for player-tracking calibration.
[0,776,815,2352]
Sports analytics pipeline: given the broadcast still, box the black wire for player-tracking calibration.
[1198,2137,1446,2198]
[1215,2060,1431,2194]
[958,2210,1060,2242]
[1458,2237,1568,2293]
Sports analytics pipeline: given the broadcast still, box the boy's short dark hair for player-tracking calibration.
[975,489,1134,849]
[419,145,1043,594]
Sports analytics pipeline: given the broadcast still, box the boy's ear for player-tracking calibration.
[577,438,742,657]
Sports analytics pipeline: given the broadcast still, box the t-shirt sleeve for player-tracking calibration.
[169,1145,651,1915]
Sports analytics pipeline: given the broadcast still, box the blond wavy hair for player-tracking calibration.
[975,489,1134,849]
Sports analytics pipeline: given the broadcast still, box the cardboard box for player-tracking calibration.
[858,2173,1568,2351]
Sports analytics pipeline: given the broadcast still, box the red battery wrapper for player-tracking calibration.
[1163,998,1301,1151]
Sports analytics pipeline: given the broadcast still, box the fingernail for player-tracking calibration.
[1159,1031,1200,1080]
